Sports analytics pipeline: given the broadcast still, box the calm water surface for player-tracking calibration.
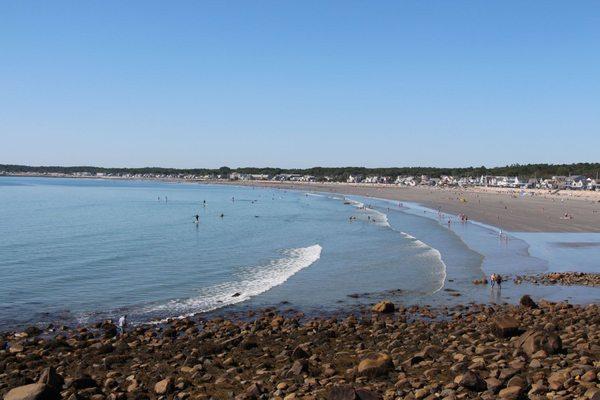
[1,177,598,329]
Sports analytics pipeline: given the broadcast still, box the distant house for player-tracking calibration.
[364,176,390,184]
[525,178,538,188]
[567,175,587,190]
[347,174,363,183]
[250,174,270,180]
[439,175,457,186]
[298,175,316,182]
[395,175,416,186]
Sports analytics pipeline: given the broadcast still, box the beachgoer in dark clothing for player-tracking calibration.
[495,274,503,289]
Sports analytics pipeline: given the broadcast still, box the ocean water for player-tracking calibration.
[1,177,599,330]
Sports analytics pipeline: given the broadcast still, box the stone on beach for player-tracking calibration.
[357,353,394,377]
[371,301,395,313]
[3,384,58,400]
[328,385,381,400]
[492,316,521,338]
[1,300,599,400]
[456,371,487,391]
[154,378,173,395]
[519,294,538,308]
[37,368,63,391]
[515,329,562,357]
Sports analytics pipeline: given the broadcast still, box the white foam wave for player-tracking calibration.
[143,244,322,318]
[398,231,447,293]
[341,195,446,292]
[344,198,391,227]
[367,208,391,227]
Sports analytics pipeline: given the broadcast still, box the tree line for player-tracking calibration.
[1,163,599,181]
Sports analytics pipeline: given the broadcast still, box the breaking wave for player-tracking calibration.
[398,232,447,293]
[143,244,322,318]
[341,196,446,293]
[344,198,391,227]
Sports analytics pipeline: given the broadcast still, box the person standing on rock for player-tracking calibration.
[118,315,127,336]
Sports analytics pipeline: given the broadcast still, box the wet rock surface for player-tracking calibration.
[1,300,599,399]
[514,272,600,287]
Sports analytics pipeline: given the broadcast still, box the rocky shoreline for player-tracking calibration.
[513,272,600,287]
[1,297,599,400]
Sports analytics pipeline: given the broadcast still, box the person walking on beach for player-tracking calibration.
[118,315,127,336]
[495,274,503,289]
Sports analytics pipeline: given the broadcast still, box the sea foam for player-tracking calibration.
[144,244,322,318]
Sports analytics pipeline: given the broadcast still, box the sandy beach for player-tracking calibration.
[225,182,600,233]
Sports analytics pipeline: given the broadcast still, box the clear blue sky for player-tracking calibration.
[1,1,599,168]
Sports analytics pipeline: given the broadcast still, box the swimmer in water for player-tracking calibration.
[194,214,200,223]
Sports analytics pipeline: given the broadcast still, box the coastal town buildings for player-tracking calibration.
[2,168,599,191]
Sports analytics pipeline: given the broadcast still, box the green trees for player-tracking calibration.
[1,163,599,181]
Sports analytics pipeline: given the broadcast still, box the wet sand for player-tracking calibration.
[226,182,600,232]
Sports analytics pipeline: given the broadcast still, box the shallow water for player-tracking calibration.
[1,177,598,330]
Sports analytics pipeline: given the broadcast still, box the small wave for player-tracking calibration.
[367,208,391,227]
[142,244,322,319]
[339,195,446,292]
[344,198,391,227]
[398,231,447,293]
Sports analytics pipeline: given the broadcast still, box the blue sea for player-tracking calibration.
[1,176,599,330]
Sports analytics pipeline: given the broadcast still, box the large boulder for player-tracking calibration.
[3,383,59,400]
[372,301,395,313]
[515,330,562,357]
[100,321,117,338]
[457,371,487,392]
[357,353,394,377]
[492,316,521,338]
[519,295,538,309]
